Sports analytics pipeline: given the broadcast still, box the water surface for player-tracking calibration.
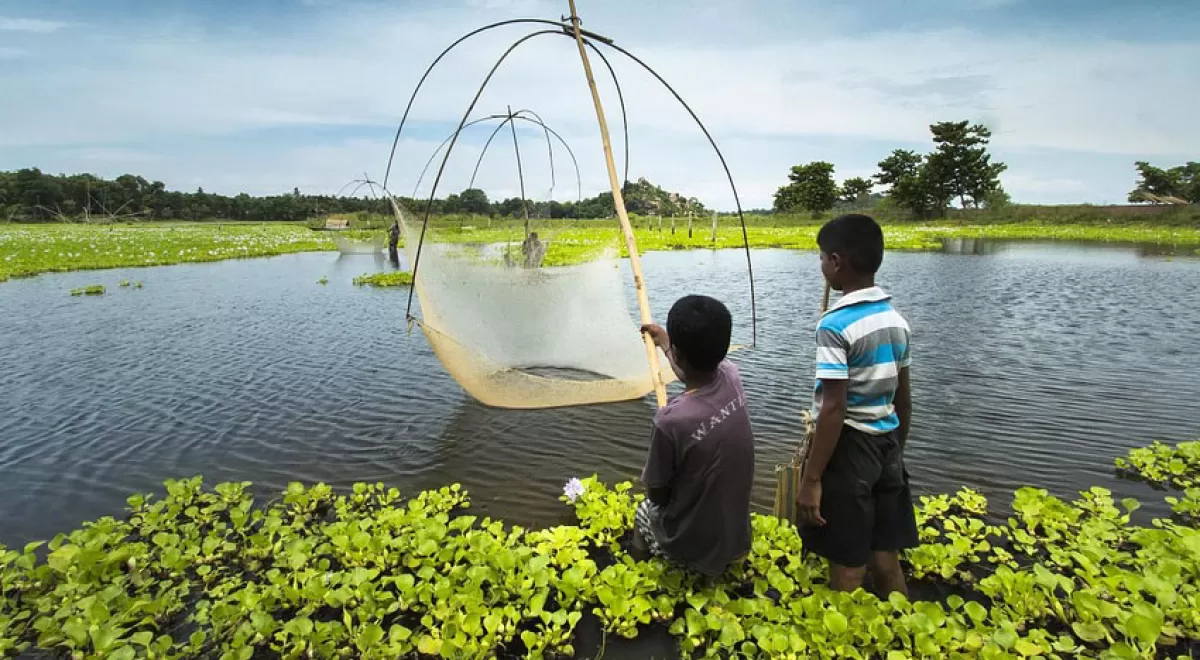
[2,243,1199,547]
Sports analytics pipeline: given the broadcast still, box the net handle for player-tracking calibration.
[566,0,668,409]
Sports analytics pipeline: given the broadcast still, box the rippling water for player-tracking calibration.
[1,243,1199,547]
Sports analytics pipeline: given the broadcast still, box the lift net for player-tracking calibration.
[395,202,676,409]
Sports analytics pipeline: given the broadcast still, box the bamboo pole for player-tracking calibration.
[820,281,831,313]
[566,0,667,408]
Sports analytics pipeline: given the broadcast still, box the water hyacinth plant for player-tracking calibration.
[352,272,413,287]
[68,284,105,296]
[1,224,336,281]
[0,439,1199,659]
[562,478,585,503]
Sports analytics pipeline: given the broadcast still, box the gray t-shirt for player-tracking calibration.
[640,359,755,576]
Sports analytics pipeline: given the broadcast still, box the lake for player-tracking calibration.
[2,242,1199,548]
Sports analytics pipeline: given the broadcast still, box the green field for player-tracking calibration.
[0,223,334,282]
[3,215,1199,282]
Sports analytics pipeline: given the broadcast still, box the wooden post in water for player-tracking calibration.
[566,0,667,408]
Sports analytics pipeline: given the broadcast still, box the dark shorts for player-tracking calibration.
[799,426,919,568]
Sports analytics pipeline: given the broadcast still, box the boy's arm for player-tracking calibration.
[641,324,685,381]
[797,325,850,527]
[641,423,675,507]
[895,366,911,450]
[802,380,848,482]
[797,380,847,527]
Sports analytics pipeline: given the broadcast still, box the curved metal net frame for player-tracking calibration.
[407,108,583,268]
[410,109,583,205]
[381,16,758,409]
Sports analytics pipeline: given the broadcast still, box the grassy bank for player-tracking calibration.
[433,222,1200,266]
[3,216,1199,282]
[1,440,1198,658]
[0,224,334,281]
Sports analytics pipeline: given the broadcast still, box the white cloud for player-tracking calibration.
[0,17,68,33]
[0,2,1196,207]
[74,148,162,164]
[1000,173,1089,197]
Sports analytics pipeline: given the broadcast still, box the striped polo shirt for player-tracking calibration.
[812,286,911,434]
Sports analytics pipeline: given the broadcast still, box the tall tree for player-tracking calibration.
[840,177,873,205]
[773,161,838,216]
[875,150,940,218]
[1128,161,1200,203]
[1177,162,1200,203]
[456,188,492,215]
[927,120,1006,208]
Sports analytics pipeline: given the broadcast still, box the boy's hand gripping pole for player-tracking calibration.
[566,0,668,408]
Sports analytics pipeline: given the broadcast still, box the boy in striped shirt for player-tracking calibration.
[796,213,919,596]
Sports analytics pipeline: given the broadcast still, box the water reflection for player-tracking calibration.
[940,237,1200,260]
[939,237,1005,256]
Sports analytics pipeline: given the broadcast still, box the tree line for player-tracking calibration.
[1128,162,1200,204]
[0,170,706,223]
[774,120,1010,218]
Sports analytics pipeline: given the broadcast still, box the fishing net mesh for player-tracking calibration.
[333,233,386,255]
[394,202,676,409]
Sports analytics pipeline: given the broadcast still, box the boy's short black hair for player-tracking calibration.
[666,295,732,372]
[817,213,884,274]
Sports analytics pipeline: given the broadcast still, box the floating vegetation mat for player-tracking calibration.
[0,225,334,281]
[353,271,413,287]
[2,440,1198,659]
[68,284,105,296]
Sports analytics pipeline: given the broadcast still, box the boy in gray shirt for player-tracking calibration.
[634,295,756,577]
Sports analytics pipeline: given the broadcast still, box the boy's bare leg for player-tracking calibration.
[867,550,908,597]
[828,563,867,592]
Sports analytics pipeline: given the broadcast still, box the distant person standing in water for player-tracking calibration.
[387,221,400,267]
[521,231,545,268]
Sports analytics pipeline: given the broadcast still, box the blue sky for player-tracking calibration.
[1,0,1197,209]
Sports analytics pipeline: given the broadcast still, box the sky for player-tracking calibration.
[1,0,1198,210]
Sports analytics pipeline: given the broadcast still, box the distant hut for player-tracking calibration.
[324,214,352,230]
